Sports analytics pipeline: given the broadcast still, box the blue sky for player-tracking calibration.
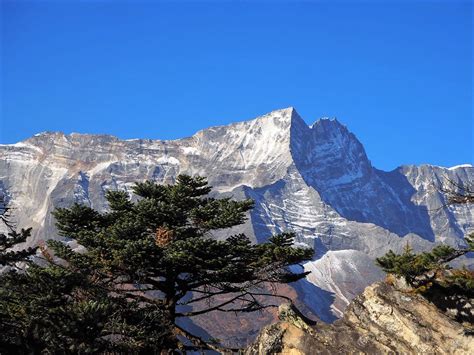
[1,0,472,170]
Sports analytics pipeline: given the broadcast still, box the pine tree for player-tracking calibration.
[47,175,313,352]
[376,235,474,286]
[0,195,36,266]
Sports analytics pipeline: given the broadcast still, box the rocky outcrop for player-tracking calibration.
[246,281,474,354]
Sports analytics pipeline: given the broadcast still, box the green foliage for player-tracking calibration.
[0,195,36,266]
[1,263,105,353]
[376,234,474,293]
[1,175,313,352]
[0,228,37,266]
[376,235,474,327]
[444,267,474,292]
[465,233,474,250]
[0,263,171,353]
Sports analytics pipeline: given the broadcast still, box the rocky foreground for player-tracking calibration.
[246,279,473,354]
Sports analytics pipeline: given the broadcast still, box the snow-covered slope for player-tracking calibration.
[0,107,473,322]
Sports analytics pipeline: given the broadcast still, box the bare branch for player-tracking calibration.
[174,325,240,354]
[439,176,474,206]
[429,175,474,212]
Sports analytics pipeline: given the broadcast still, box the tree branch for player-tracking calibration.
[174,324,240,354]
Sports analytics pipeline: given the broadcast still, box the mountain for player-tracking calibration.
[0,107,473,323]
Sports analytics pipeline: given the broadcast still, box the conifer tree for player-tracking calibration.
[47,175,313,352]
[0,195,36,266]
[376,235,474,287]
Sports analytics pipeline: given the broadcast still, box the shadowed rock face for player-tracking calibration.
[0,107,473,332]
[246,281,474,355]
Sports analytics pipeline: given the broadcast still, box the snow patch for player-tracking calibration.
[156,156,180,165]
[293,241,311,249]
[448,164,473,170]
[181,146,200,155]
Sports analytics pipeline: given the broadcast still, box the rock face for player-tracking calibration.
[246,281,474,354]
[0,107,473,323]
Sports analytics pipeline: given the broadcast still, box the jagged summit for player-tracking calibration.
[244,106,305,130]
[14,108,353,157]
[15,107,306,148]
[24,131,120,142]
[310,116,350,134]
[310,116,342,127]
[205,106,308,136]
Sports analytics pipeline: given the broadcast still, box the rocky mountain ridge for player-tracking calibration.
[0,107,473,324]
[246,279,474,354]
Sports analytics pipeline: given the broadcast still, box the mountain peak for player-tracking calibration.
[277,106,296,113]
[251,106,305,129]
[310,117,348,132]
[290,113,372,190]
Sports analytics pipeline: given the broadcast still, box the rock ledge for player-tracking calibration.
[246,281,473,354]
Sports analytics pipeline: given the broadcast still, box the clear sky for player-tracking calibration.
[1,0,472,171]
